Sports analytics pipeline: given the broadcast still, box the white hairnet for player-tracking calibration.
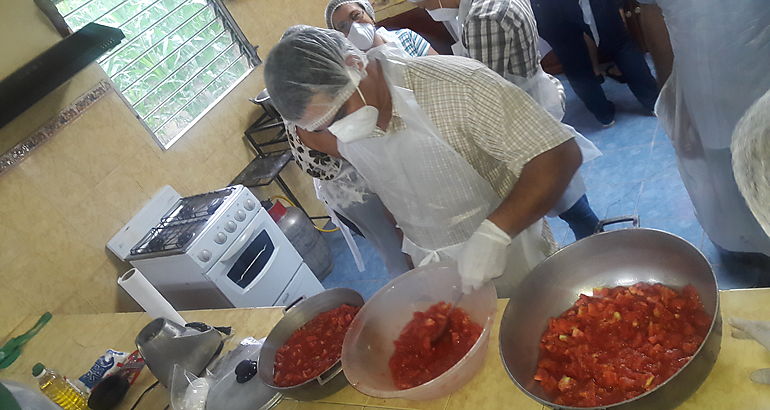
[325,0,375,29]
[281,24,314,40]
[264,27,368,131]
[732,89,770,238]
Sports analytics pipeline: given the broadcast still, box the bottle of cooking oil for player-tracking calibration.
[32,363,88,410]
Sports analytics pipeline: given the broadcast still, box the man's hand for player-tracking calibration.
[488,138,582,235]
[458,219,512,293]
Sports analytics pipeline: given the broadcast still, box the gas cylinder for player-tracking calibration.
[266,200,333,280]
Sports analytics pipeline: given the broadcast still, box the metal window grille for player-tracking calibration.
[53,0,260,148]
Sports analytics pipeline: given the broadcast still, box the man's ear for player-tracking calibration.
[344,54,366,72]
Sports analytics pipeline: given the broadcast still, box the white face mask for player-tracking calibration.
[347,22,376,51]
[328,87,379,143]
[427,0,458,22]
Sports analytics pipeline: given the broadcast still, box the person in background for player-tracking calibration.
[264,28,583,296]
[530,0,658,126]
[279,20,437,278]
[407,0,602,240]
[326,0,439,55]
[637,0,770,259]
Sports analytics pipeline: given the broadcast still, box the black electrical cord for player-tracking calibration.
[129,380,160,410]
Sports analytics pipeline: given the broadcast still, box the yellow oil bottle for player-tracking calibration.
[32,363,88,410]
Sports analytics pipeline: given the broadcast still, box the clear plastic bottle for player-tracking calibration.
[32,363,88,410]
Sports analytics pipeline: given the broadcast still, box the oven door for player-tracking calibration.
[207,208,303,307]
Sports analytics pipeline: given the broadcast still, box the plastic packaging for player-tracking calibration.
[32,363,88,410]
[75,349,127,392]
[169,365,210,410]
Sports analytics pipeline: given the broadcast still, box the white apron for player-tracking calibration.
[505,70,602,216]
[652,0,770,254]
[338,55,548,297]
[314,162,409,277]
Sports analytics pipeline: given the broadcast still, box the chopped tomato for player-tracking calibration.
[389,302,483,389]
[534,283,711,407]
[273,304,360,387]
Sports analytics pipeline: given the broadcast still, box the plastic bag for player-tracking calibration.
[169,365,210,410]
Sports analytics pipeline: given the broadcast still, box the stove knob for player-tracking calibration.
[243,199,256,211]
[234,210,246,221]
[215,232,227,244]
[197,249,212,262]
[224,221,237,233]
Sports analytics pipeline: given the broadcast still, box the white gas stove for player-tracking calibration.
[108,185,324,310]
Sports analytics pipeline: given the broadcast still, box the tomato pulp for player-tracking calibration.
[389,302,483,389]
[273,304,360,387]
[534,283,711,407]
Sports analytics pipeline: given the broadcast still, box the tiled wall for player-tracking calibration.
[0,0,329,336]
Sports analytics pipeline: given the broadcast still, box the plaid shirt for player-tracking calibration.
[461,0,541,79]
[393,55,574,251]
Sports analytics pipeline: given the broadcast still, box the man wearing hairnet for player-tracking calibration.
[325,0,438,55]
[264,28,582,296]
[406,0,602,241]
[280,25,414,278]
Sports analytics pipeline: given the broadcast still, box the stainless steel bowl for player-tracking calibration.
[257,288,364,401]
[499,227,722,409]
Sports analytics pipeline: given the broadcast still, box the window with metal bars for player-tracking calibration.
[51,0,260,148]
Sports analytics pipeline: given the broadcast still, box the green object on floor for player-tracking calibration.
[0,312,52,369]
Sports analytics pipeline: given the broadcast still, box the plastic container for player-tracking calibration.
[341,262,497,400]
[32,363,88,410]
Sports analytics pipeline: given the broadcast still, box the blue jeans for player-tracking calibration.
[558,195,600,240]
[532,0,659,123]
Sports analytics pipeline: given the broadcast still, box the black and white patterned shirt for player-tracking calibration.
[461,0,540,79]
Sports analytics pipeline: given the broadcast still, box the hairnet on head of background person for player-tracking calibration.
[263,27,368,131]
[325,0,375,30]
[281,24,314,40]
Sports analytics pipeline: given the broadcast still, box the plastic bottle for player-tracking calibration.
[32,363,88,410]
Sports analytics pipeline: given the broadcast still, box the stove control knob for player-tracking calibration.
[197,249,212,262]
[234,210,246,221]
[244,199,256,211]
[215,232,227,244]
[224,221,237,233]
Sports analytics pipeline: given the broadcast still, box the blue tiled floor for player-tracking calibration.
[320,65,770,297]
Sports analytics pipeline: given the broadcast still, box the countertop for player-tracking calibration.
[1,288,769,409]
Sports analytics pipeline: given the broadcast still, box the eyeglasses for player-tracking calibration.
[335,8,366,33]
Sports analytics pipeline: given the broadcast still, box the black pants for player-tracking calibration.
[531,0,659,123]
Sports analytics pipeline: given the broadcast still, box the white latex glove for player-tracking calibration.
[458,219,512,294]
[729,317,770,384]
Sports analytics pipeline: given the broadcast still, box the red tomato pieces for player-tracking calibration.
[273,304,360,387]
[534,283,711,407]
[389,302,483,389]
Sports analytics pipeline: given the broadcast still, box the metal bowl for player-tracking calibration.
[499,227,722,409]
[257,288,364,401]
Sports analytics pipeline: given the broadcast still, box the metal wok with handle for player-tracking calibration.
[499,217,722,409]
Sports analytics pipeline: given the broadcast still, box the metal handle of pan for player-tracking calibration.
[594,215,640,233]
[315,361,343,385]
[283,296,305,313]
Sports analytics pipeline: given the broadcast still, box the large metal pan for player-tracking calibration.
[257,288,364,401]
[499,219,722,409]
